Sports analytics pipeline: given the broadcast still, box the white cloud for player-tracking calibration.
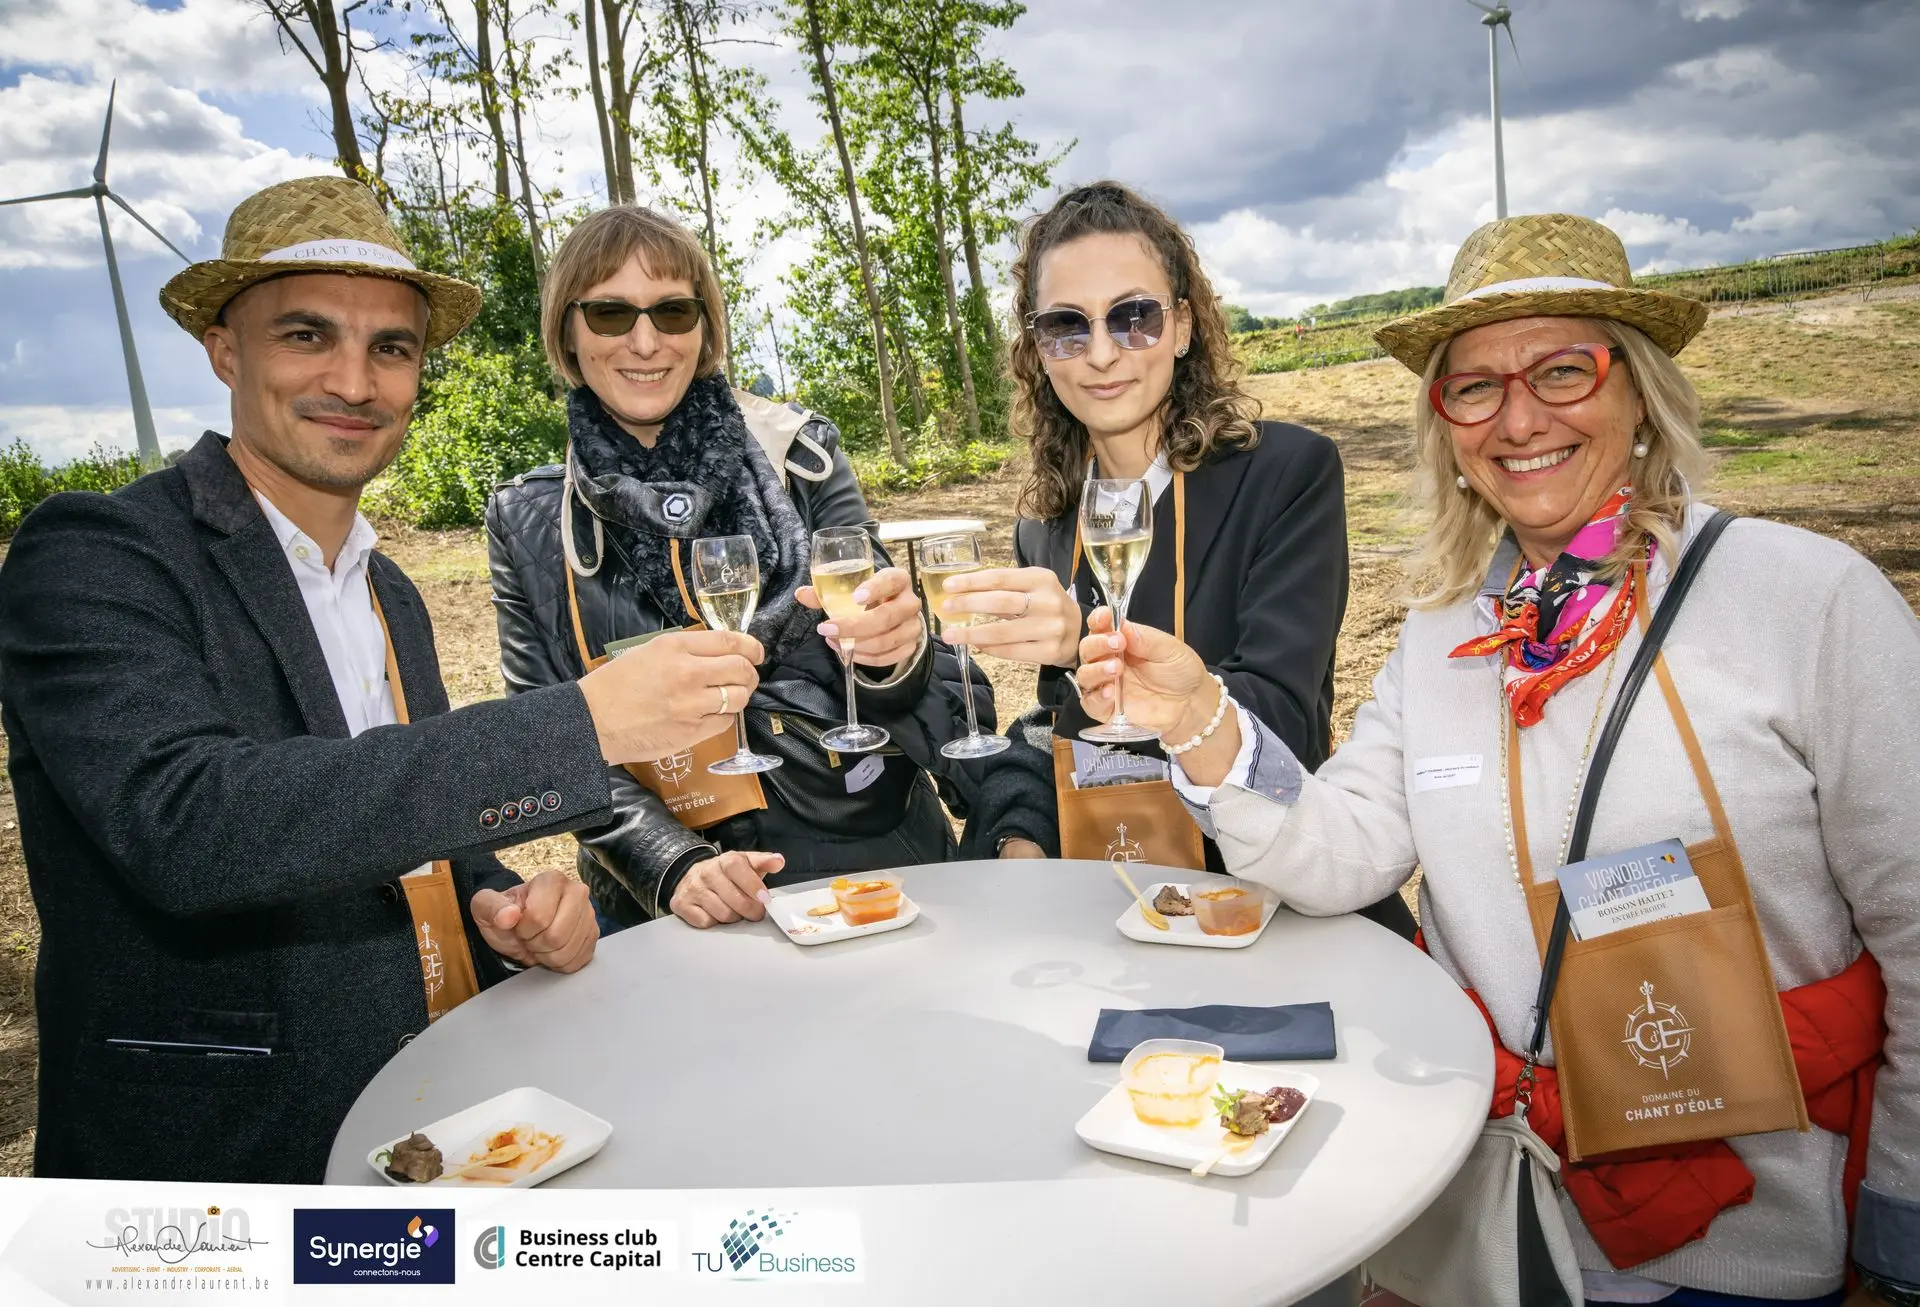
[0,404,221,466]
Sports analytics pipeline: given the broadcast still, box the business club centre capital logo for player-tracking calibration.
[475,1224,505,1271]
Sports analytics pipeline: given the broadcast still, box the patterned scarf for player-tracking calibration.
[1450,486,1641,727]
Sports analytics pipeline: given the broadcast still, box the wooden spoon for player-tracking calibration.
[1191,1135,1258,1178]
[1108,859,1170,931]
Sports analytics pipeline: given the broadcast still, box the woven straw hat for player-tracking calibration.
[1373,212,1708,374]
[160,176,481,350]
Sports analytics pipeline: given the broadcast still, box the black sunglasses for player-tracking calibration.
[572,296,706,337]
[1025,296,1179,360]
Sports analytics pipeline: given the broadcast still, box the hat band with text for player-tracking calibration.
[1455,275,1619,302]
[257,239,417,270]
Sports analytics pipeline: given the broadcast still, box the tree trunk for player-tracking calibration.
[920,80,982,444]
[584,0,619,200]
[948,77,1000,359]
[308,0,366,179]
[601,0,637,204]
[874,251,928,428]
[473,0,513,202]
[672,0,727,377]
[499,0,547,280]
[803,0,906,465]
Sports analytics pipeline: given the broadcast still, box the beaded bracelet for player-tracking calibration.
[1163,673,1229,755]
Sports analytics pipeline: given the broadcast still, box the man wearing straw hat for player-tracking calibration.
[0,176,764,1183]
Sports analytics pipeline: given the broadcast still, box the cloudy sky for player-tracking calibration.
[2,0,1916,463]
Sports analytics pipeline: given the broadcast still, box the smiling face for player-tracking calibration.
[1032,231,1192,452]
[1443,316,1646,564]
[204,272,427,491]
[568,253,705,443]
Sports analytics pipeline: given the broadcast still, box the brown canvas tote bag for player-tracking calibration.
[565,540,766,831]
[1509,557,1806,1161]
[370,587,483,1022]
[1054,473,1206,871]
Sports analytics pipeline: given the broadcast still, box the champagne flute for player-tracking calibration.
[691,534,782,775]
[1079,476,1158,743]
[921,532,1011,760]
[810,525,891,753]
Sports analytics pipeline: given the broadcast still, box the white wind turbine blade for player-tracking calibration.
[94,79,118,186]
[108,192,189,262]
[0,187,94,207]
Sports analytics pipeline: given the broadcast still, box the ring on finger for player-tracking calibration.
[718,685,731,714]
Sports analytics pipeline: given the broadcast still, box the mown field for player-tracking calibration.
[1,289,1917,1175]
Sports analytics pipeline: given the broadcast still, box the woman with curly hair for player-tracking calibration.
[945,181,1414,937]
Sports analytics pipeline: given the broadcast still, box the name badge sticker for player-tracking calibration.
[845,754,886,794]
[1413,754,1483,793]
[1554,837,1712,941]
[605,626,686,657]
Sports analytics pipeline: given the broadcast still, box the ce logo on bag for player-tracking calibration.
[654,750,695,787]
[1622,980,1694,1078]
[1105,823,1143,863]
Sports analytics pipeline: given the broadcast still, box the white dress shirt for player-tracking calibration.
[254,493,396,738]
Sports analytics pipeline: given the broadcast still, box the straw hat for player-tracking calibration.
[1373,212,1708,374]
[160,176,481,350]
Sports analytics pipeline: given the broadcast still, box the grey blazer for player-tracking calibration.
[0,432,616,1183]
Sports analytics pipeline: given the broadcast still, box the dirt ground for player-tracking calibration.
[0,289,1915,1174]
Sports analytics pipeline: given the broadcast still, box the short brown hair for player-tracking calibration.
[540,206,729,387]
[1009,181,1259,522]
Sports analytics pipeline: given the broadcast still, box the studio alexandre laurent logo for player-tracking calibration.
[82,1202,272,1292]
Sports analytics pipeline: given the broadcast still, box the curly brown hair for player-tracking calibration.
[1009,181,1260,522]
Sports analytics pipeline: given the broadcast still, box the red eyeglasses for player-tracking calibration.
[1430,344,1622,427]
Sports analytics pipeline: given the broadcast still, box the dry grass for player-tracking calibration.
[2,289,1916,1175]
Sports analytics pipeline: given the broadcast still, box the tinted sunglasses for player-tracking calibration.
[572,296,705,337]
[1025,296,1178,360]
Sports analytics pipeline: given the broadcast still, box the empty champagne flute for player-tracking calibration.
[1079,476,1158,743]
[691,534,782,775]
[810,525,891,753]
[920,532,1011,760]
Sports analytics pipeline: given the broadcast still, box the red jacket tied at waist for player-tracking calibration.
[1447,941,1885,1270]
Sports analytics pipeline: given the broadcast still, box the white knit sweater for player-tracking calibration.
[1183,505,1920,1298]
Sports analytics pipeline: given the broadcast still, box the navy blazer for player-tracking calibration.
[0,433,615,1183]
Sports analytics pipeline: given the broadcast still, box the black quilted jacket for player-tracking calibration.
[486,408,990,924]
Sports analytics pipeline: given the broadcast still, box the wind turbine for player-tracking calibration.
[1467,1,1522,219]
[0,81,190,469]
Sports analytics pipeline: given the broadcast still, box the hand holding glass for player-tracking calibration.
[921,533,1010,760]
[691,535,781,775]
[810,526,890,753]
[1079,477,1157,743]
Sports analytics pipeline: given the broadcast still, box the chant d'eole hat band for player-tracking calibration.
[1373,211,1710,374]
[160,176,481,351]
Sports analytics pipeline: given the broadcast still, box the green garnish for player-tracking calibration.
[1211,1085,1246,1116]
[374,1148,393,1166]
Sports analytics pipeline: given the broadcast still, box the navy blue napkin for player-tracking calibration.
[1087,1003,1336,1063]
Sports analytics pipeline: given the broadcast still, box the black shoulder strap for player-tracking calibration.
[1524,510,1735,1062]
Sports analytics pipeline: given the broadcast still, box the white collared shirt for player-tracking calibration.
[254,493,396,738]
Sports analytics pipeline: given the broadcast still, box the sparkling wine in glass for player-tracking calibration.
[1079,476,1158,743]
[692,534,781,775]
[921,533,1010,760]
[810,525,891,753]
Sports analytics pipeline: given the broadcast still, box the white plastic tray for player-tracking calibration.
[766,884,920,946]
[1115,881,1280,948]
[367,1086,610,1187]
[1075,1062,1319,1178]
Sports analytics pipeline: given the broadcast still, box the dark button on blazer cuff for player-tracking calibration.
[480,807,502,830]
[541,790,562,812]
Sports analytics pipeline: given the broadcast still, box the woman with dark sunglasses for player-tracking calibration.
[485,206,985,931]
[943,181,1413,939]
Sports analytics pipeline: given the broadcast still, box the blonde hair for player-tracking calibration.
[540,206,729,388]
[1404,318,1707,609]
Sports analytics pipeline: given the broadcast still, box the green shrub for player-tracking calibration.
[1,440,145,537]
[366,344,566,528]
[849,439,1009,500]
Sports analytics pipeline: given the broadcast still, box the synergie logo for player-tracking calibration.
[293,1209,456,1284]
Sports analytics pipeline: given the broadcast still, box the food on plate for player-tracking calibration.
[1211,1084,1309,1136]
[1122,1039,1224,1127]
[442,1123,565,1184]
[379,1132,443,1183]
[1151,884,1193,916]
[830,874,903,926]
[1192,881,1264,936]
[805,902,842,918]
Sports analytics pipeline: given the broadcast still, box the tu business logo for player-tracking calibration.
[293,1209,455,1284]
[692,1207,861,1281]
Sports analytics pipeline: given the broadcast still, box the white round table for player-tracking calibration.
[328,860,1493,1304]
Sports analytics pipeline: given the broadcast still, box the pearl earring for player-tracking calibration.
[1633,442,1649,458]
[1175,345,1188,358]
[1456,474,1469,490]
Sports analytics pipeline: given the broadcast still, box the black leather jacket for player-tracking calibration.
[486,406,986,923]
